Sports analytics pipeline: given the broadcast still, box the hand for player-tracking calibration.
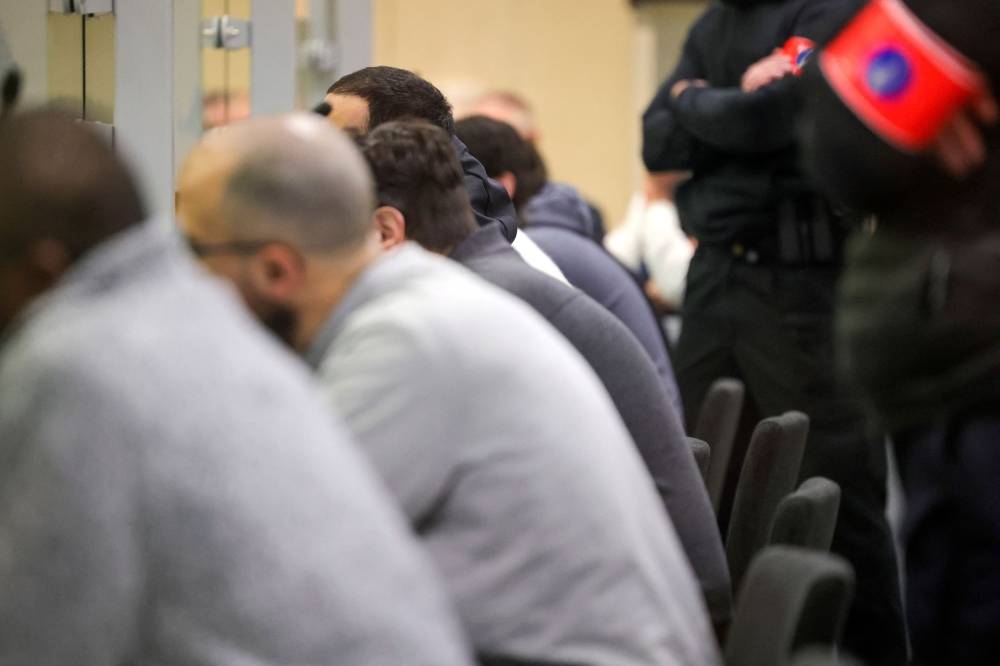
[932,92,999,177]
[644,172,689,203]
[671,79,709,100]
[741,50,794,93]
[644,280,678,314]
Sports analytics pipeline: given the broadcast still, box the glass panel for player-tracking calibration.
[83,12,114,123]
[225,0,251,116]
[201,0,251,131]
[201,0,227,129]
[46,11,83,116]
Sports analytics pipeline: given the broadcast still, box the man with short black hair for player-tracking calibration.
[328,66,456,133]
[0,109,472,666]
[323,65,568,283]
[359,118,732,628]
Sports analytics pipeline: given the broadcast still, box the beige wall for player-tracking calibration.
[374,0,639,223]
[373,0,707,226]
[635,0,707,98]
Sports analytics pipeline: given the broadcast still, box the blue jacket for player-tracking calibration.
[524,182,684,423]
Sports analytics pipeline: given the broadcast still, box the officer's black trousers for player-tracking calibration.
[896,417,1000,666]
[675,247,908,664]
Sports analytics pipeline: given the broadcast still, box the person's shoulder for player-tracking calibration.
[335,249,507,359]
[690,2,722,30]
[787,0,862,41]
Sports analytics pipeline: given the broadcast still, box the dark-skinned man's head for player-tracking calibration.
[0,109,146,332]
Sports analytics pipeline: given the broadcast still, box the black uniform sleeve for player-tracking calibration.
[641,13,719,172]
[798,0,1000,211]
[667,0,861,156]
[799,63,924,211]
[670,78,799,154]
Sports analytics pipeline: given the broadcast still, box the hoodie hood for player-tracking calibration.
[451,135,519,243]
[522,182,600,239]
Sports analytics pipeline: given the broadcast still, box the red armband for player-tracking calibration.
[782,37,817,75]
[819,0,986,151]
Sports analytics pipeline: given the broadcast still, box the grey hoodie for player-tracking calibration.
[0,223,473,666]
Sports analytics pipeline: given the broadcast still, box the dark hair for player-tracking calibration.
[0,108,146,262]
[328,66,455,134]
[358,119,476,253]
[454,115,547,209]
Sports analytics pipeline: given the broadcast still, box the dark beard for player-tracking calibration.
[258,301,299,349]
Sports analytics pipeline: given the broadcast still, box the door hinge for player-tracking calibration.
[202,16,251,50]
[48,0,114,16]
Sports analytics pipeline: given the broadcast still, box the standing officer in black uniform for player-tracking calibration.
[642,1,907,663]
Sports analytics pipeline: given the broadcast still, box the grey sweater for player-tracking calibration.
[306,244,722,666]
[0,224,472,666]
[450,225,731,624]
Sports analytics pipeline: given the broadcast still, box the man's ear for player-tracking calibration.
[247,243,306,303]
[496,171,517,201]
[373,206,407,250]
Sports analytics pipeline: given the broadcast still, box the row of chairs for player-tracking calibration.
[687,378,855,666]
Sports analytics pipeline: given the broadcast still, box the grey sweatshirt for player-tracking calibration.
[306,243,722,666]
[0,224,473,666]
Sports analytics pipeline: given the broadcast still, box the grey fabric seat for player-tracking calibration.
[726,412,809,593]
[694,378,746,512]
[725,546,855,666]
[689,437,712,483]
[769,477,842,553]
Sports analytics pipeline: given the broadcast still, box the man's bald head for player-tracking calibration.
[0,108,145,261]
[179,113,374,255]
[467,90,539,143]
[177,114,379,352]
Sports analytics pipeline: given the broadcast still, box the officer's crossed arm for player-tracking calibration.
[665,0,868,156]
[669,71,799,155]
[642,19,720,173]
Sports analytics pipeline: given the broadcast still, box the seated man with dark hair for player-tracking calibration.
[358,118,732,628]
[323,65,568,284]
[456,115,684,423]
[0,109,471,666]
[178,112,721,666]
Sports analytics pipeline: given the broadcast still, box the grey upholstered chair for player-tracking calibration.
[693,378,746,513]
[725,546,855,666]
[725,411,809,593]
[688,436,712,484]
[769,477,842,553]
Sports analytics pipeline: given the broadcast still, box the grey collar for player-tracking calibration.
[303,243,428,369]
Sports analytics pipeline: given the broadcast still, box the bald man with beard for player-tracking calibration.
[0,109,472,665]
[177,114,721,666]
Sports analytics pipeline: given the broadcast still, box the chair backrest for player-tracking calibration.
[769,477,841,553]
[726,411,809,593]
[694,378,746,512]
[725,546,855,666]
[688,436,711,484]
